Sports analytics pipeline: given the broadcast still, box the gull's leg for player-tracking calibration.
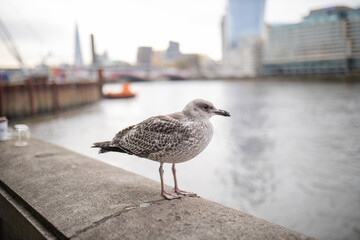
[159,162,180,200]
[172,163,197,196]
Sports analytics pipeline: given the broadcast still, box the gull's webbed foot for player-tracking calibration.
[162,191,181,200]
[174,187,197,197]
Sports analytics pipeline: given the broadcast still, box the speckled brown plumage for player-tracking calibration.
[109,114,213,163]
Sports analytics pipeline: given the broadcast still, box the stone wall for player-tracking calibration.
[0,138,314,240]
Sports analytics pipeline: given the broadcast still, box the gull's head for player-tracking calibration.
[183,99,231,119]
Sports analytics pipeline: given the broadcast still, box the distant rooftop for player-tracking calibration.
[308,6,353,16]
[268,6,360,28]
[303,6,355,22]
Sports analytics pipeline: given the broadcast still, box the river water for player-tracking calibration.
[26,80,360,240]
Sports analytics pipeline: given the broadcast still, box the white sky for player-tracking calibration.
[0,0,359,68]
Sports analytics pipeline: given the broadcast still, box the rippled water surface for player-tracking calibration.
[26,80,360,240]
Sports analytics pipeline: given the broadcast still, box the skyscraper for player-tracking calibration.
[221,0,266,77]
[74,24,83,67]
[226,0,265,48]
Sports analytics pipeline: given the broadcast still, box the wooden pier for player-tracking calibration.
[0,73,102,119]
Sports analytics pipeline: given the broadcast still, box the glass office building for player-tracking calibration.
[221,0,266,77]
[262,7,360,75]
[348,8,360,71]
[226,0,266,48]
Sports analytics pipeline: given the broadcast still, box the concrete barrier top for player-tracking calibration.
[0,138,314,240]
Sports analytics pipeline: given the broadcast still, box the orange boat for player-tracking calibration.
[104,83,136,99]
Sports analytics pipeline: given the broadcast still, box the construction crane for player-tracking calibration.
[0,17,26,72]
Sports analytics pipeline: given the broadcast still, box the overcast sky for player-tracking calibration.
[0,0,359,68]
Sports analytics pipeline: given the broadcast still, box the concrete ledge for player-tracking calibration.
[0,138,314,239]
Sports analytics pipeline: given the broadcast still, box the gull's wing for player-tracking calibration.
[110,114,188,158]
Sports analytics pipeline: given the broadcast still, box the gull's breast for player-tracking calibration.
[149,120,214,163]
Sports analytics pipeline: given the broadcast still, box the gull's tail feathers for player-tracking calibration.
[91,141,130,154]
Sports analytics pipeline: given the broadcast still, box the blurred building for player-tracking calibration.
[152,41,202,78]
[94,51,111,66]
[153,41,182,67]
[136,47,153,70]
[221,0,266,77]
[165,41,181,60]
[262,6,360,75]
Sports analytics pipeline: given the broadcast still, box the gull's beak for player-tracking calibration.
[212,109,231,117]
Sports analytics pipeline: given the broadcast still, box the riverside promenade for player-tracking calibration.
[0,138,314,239]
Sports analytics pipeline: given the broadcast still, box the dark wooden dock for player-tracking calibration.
[0,75,102,119]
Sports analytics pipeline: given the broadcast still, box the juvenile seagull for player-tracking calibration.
[92,99,230,200]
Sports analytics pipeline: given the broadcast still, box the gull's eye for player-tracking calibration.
[203,104,209,110]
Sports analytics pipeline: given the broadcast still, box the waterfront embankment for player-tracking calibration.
[0,138,314,239]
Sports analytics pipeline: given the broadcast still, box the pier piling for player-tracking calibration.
[0,76,5,117]
[97,68,104,98]
[26,77,36,117]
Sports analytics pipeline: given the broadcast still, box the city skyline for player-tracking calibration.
[0,0,360,68]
